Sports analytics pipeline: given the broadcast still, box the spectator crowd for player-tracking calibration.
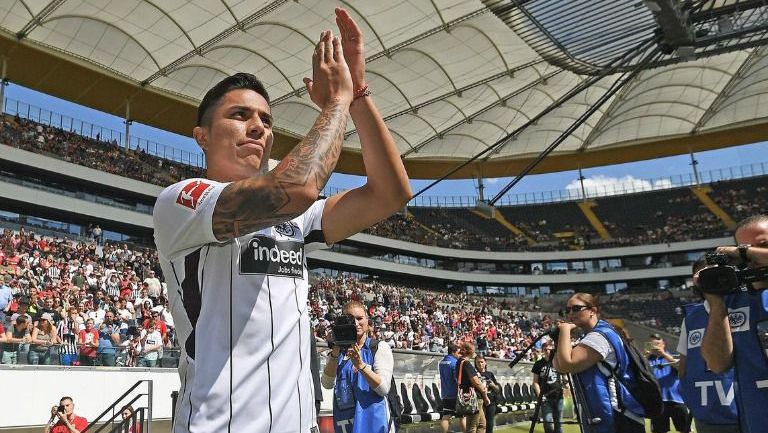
[0,113,204,187]
[0,225,694,371]
[0,228,176,367]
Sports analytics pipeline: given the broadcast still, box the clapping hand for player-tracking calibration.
[335,8,365,89]
[303,30,353,108]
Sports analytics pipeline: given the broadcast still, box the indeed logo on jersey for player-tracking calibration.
[240,235,304,278]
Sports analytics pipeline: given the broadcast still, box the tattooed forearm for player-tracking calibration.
[211,101,348,241]
[272,101,347,192]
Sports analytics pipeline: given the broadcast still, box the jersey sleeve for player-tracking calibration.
[297,199,331,253]
[152,179,228,260]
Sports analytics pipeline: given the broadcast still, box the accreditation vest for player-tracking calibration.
[727,290,768,433]
[439,354,459,399]
[575,320,644,433]
[678,302,738,426]
[647,355,684,403]
[332,337,391,433]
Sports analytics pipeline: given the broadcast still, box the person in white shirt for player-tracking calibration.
[152,9,410,433]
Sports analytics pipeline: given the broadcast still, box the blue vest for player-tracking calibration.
[332,338,390,433]
[678,302,738,425]
[575,320,644,433]
[647,355,683,403]
[727,290,768,433]
[439,354,459,399]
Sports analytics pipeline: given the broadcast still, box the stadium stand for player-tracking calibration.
[364,178,766,251]
[0,113,205,187]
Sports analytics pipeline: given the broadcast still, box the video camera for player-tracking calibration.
[331,314,358,348]
[698,252,768,295]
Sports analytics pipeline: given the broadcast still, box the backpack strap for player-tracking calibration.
[370,338,379,359]
[591,326,632,413]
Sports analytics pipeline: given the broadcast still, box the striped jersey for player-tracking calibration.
[153,178,327,433]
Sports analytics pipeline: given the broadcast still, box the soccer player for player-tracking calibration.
[153,8,411,433]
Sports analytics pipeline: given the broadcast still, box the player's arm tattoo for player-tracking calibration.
[212,101,348,241]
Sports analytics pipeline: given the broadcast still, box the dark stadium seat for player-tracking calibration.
[400,383,441,424]
[504,383,515,405]
[411,384,431,413]
[400,382,414,415]
[522,383,533,403]
[513,383,527,409]
[431,383,442,407]
[495,382,507,405]
[424,385,439,413]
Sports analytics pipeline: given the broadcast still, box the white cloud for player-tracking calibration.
[565,175,674,198]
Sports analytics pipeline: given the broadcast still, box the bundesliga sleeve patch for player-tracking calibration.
[176,180,213,210]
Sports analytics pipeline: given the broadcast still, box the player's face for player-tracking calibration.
[735,221,768,289]
[195,89,274,182]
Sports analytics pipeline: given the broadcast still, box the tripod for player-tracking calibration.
[508,329,593,433]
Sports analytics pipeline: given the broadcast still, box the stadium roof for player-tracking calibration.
[2,0,768,179]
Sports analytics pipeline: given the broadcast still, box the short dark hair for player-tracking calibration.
[197,73,270,126]
[736,214,768,234]
[447,343,459,355]
[60,396,73,404]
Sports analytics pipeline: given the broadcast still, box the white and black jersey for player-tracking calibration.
[153,178,328,433]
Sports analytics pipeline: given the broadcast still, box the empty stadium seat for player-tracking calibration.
[401,382,414,415]
[431,383,443,410]
[424,385,439,413]
[411,384,431,414]
[399,383,441,424]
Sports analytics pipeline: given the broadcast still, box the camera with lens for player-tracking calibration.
[331,314,358,348]
[57,404,65,414]
[698,252,768,295]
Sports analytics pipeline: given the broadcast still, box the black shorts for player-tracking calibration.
[651,401,692,433]
[441,398,456,418]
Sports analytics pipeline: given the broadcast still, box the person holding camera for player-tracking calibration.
[321,300,395,433]
[644,334,690,433]
[44,396,87,433]
[532,342,566,433]
[676,257,739,433]
[475,354,501,430]
[701,215,768,433]
[554,293,645,433]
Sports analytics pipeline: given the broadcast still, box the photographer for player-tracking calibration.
[321,301,394,433]
[44,396,87,433]
[475,354,502,430]
[532,342,566,433]
[644,334,690,433]
[677,257,738,433]
[700,215,768,433]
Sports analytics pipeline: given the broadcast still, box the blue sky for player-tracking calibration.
[6,82,768,201]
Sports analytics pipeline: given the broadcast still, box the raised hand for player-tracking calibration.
[335,8,365,89]
[303,30,353,108]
